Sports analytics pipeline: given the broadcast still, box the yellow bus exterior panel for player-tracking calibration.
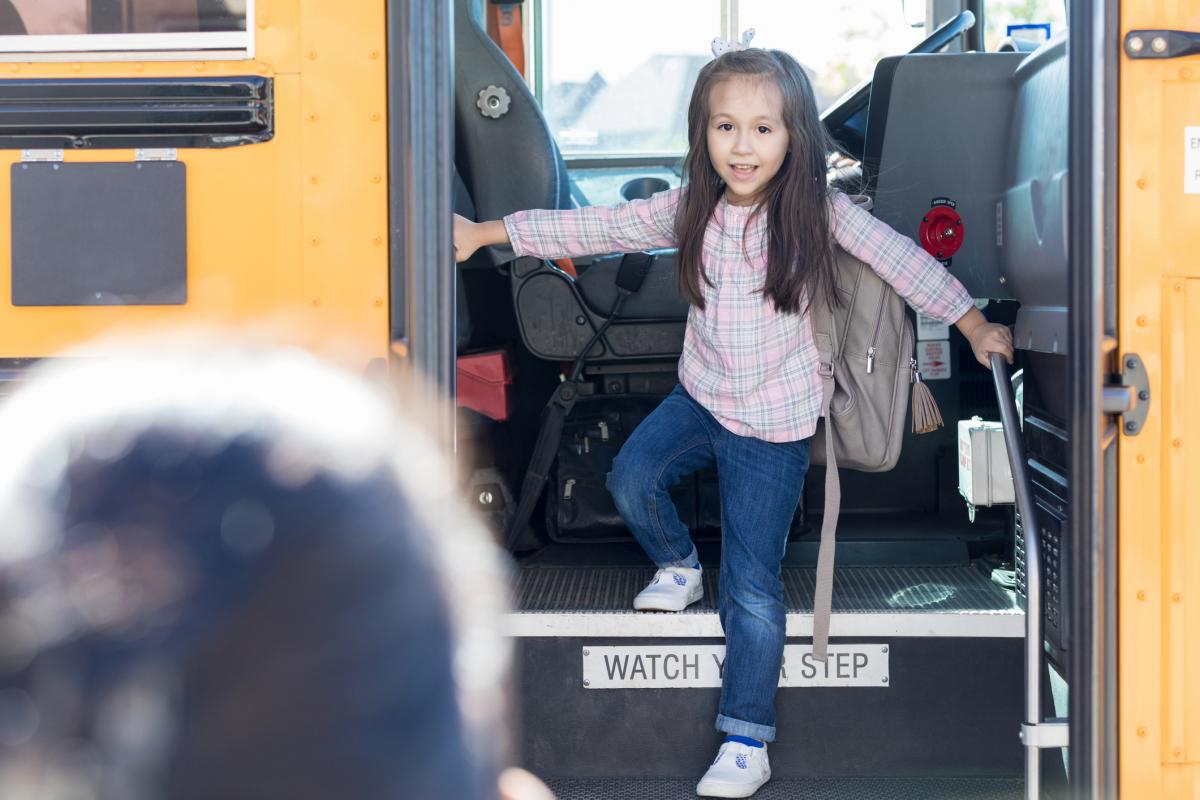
[0,0,388,365]
[1120,54,1167,800]
[1162,279,1199,768]
[1121,1,1200,794]
[298,0,390,353]
[1184,281,1200,767]
[256,0,302,74]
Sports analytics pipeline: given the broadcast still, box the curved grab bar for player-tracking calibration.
[989,352,1045,799]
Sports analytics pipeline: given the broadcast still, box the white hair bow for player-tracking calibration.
[711,28,755,57]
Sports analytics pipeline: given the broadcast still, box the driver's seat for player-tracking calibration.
[453,0,688,356]
[453,0,570,229]
[453,1,695,547]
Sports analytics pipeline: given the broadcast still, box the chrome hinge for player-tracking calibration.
[1104,353,1150,436]
[1021,720,1069,749]
[1124,29,1200,59]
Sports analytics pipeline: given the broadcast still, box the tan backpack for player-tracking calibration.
[806,197,943,661]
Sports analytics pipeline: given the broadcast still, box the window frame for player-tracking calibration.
[0,0,255,62]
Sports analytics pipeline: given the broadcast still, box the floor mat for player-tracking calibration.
[515,564,1018,614]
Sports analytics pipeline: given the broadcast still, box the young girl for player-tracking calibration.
[455,40,1013,799]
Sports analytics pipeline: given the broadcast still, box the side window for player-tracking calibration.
[983,0,1066,50]
[0,0,251,55]
[537,0,720,157]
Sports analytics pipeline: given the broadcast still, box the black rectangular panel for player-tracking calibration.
[517,635,1022,779]
[11,161,186,306]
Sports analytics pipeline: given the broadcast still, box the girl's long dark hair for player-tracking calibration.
[674,49,838,314]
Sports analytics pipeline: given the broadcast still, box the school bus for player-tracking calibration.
[0,0,1194,797]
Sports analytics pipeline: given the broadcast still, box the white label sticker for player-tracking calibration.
[21,149,64,163]
[916,312,949,340]
[135,148,178,162]
[582,644,889,689]
[1187,127,1200,194]
[917,340,951,381]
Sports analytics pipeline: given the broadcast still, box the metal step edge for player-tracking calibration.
[505,608,1024,638]
[543,776,1025,800]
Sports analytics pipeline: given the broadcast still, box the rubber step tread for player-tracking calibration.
[515,564,1016,614]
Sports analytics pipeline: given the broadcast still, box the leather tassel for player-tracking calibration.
[911,375,944,435]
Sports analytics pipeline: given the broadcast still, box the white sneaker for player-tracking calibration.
[695,739,771,798]
[632,566,703,612]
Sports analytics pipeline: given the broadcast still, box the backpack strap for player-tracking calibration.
[808,197,869,662]
[812,357,839,663]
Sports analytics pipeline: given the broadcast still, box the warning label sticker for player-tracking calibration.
[582,644,889,689]
[917,340,951,381]
[916,312,949,340]
[1186,127,1200,194]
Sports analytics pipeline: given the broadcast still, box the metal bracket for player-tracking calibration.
[1021,720,1069,749]
[1105,353,1149,436]
[21,149,64,162]
[135,148,178,162]
[1124,29,1200,59]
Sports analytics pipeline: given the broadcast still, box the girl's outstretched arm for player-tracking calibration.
[953,306,1014,368]
[494,187,681,263]
[454,215,509,263]
[828,190,1013,368]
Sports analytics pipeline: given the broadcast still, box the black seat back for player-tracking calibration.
[453,0,570,230]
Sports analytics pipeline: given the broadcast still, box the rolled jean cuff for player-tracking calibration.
[715,714,776,743]
[661,545,700,570]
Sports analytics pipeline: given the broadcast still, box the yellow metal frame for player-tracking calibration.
[0,0,390,366]
[1119,1,1200,796]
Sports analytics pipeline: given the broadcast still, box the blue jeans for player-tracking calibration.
[605,385,811,742]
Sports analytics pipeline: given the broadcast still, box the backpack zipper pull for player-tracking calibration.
[866,346,876,374]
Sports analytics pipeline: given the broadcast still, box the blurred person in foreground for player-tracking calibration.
[0,337,553,800]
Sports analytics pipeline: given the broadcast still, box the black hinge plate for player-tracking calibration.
[1106,353,1150,437]
[1124,29,1200,59]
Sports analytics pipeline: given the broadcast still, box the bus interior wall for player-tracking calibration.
[449,19,1080,649]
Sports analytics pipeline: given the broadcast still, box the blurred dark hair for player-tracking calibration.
[0,344,509,800]
[674,48,838,314]
[0,0,26,36]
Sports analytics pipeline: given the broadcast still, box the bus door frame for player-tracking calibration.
[1067,0,1120,795]
[386,0,457,448]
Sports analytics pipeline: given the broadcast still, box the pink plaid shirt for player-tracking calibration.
[503,188,974,443]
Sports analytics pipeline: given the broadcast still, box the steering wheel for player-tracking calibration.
[821,10,977,161]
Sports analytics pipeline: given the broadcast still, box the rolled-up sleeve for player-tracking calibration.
[829,191,974,325]
[503,187,681,260]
